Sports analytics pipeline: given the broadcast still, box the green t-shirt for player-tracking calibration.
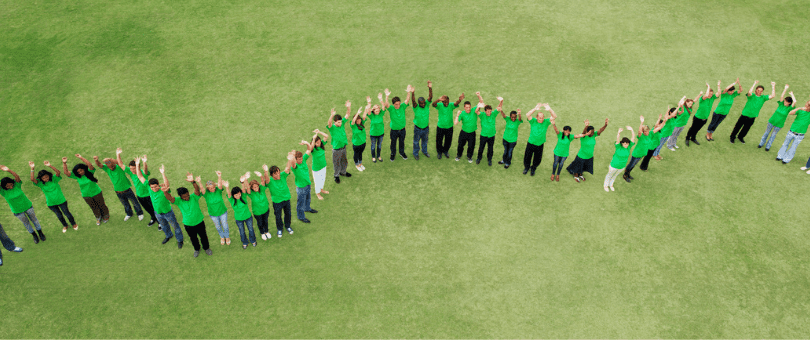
[229,197,252,221]
[247,185,270,215]
[351,119,367,146]
[695,96,716,120]
[576,132,599,159]
[610,142,635,168]
[436,102,457,129]
[369,113,385,137]
[632,133,651,158]
[34,176,67,206]
[172,194,204,226]
[387,104,409,130]
[412,104,430,129]
[647,131,662,151]
[661,119,675,137]
[292,154,312,188]
[741,94,770,118]
[73,169,102,198]
[268,172,291,203]
[479,111,498,138]
[0,181,33,214]
[459,110,477,133]
[124,168,151,198]
[202,188,227,216]
[311,147,327,171]
[714,92,740,115]
[789,110,810,134]
[553,132,573,158]
[327,118,348,149]
[502,117,523,143]
[527,117,551,146]
[674,107,691,127]
[102,164,131,192]
[768,101,792,128]
[148,188,172,215]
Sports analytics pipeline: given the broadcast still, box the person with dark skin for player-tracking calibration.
[566,119,609,182]
[499,108,524,169]
[165,173,211,257]
[0,222,25,266]
[63,154,109,225]
[0,165,45,243]
[95,148,144,222]
[29,160,77,233]
[410,80,434,160]
[432,91,464,159]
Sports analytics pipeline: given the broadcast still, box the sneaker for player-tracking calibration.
[360,165,366,171]
[522,168,529,175]
[467,158,473,163]
[498,160,504,165]
[437,153,442,160]
[335,177,341,184]
[124,215,131,221]
[806,170,810,174]
[37,230,46,241]
[277,231,282,238]
[675,145,679,149]
[344,172,352,177]
[148,219,156,226]
[158,225,162,231]
[776,158,781,161]
[579,176,586,181]
[243,244,247,249]
[205,249,212,256]
[287,227,294,235]
[193,250,199,258]
[758,145,763,148]
[691,139,700,146]
[73,225,78,231]
[12,247,23,252]
[413,154,419,161]
[96,218,101,226]
[261,233,267,240]
[765,148,770,151]
[162,236,172,244]
[299,218,311,223]
[390,156,395,162]
[308,209,318,213]
[356,165,362,171]
[31,232,39,244]
[610,186,615,191]
[730,137,735,143]
[102,217,109,224]
[685,139,690,147]
[505,165,510,169]
[400,154,408,160]
[739,138,746,144]
[530,169,536,176]
[623,176,631,183]
[252,242,257,247]
[668,147,675,151]
[488,160,492,166]
[62,227,67,233]
[444,152,450,159]
[138,215,144,221]
[801,167,808,171]
[476,159,481,165]
[423,152,430,158]
[455,157,460,161]
[782,161,788,164]
[178,242,183,249]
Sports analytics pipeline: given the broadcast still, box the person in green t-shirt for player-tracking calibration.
[309,130,331,200]
[0,165,45,243]
[604,127,636,192]
[242,169,272,241]
[639,116,667,172]
[730,81,776,144]
[499,108,523,169]
[653,105,681,161]
[368,96,386,163]
[381,86,413,161]
[706,78,741,141]
[432,92,465,159]
[29,160,77,233]
[623,116,650,182]
[776,101,810,164]
[64,154,110,225]
[685,82,720,145]
[550,117,577,182]
[268,152,297,237]
[759,86,795,151]
[292,148,318,224]
[475,96,504,166]
[566,118,608,182]
[93,148,143,222]
[224,178,256,249]
[202,170,230,245]
[410,80,434,160]
[327,104,352,183]
[166,173,211,257]
[523,103,557,176]
[350,102,371,171]
[454,92,485,162]
[667,92,702,150]
[135,160,184,248]
[125,156,157,227]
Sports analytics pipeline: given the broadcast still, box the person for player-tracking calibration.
[411,81,433,160]
[165,173,211,257]
[350,102,370,171]
[381,86,413,161]
[269,152,296,238]
[432,92,464,159]
[96,148,143,221]
[667,93,701,150]
[567,119,608,182]
[604,126,635,192]
[224,178,256,249]
[0,222,25,266]
[730,81,776,144]
[0,165,45,243]
[123,154,157,227]
[30,160,77,233]
[776,101,810,164]
[291,147,318,224]
[368,98,385,163]
[135,160,183,248]
[759,86,796,151]
[476,96,504,166]
[524,103,557,176]
[685,82,719,146]
[327,105,352,183]
[639,116,666,172]
[623,116,649,182]
[499,108,523,169]
[242,171,271,241]
[309,130,331,200]
[64,154,109,225]
[550,116,576,182]
[202,171,230,245]
[706,78,741,141]
[653,104,682,160]
[454,92,484,162]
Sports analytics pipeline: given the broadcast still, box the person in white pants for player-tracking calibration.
[604,126,635,192]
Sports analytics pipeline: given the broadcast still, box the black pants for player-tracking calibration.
[477,136,495,161]
[254,211,270,234]
[639,149,655,171]
[625,157,642,176]
[730,116,756,140]
[436,127,453,155]
[706,113,727,133]
[137,196,157,222]
[390,128,406,158]
[48,202,76,227]
[686,117,708,140]
[272,200,291,231]
[523,142,544,170]
[184,221,210,251]
[353,143,366,165]
[457,131,476,159]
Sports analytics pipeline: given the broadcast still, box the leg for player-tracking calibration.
[210,213,227,238]
[283,200,292,229]
[124,189,143,216]
[784,134,804,163]
[296,186,307,220]
[235,219,248,245]
[640,149,654,170]
[332,150,340,178]
[116,191,134,217]
[245,217,256,243]
[390,129,397,158]
[376,135,383,159]
[767,127,781,150]
[184,224,202,251]
[476,135,485,161]
[167,210,183,243]
[313,168,326,195]
[555,157,567,175]
[138,196,157,222]
[413,126,420,157]
[303,185,312,212]
[338,148,348,175]
[486,137,494,162]
[421,127,429,155]
[777,132,793,160]
[531,144,544,171]
[652,137,666,157]
[759,123,774,147]
[466,133,477,160]
[14,211,34,233]
[156,213,173,239]
[273,202,284,231]
[198,221,210,250]
[96,192,110,220]
[523,143,534,170]
[444,127,453,155]
[730,116,744,139]
[48,205,68,227]
[456,132,467,158]
[84,196,102,221]
[0,223,17,252]
[739,116,755,139]
[357,143,365,164]
[398,129,407,157]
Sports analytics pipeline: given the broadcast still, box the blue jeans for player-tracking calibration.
[413,126,429,157]
[652,136,667,157]
[370,135,383,159]
[14,207,41,233]
[115,188,143,217]
[296,185,312,220]
[759,123,781,149]
[0,222,19,262]
[209,212,229,238]
[777,131,804,163]
[235,217,256,246]
[48,202,76,227]
[156,210,183,243]
[552,155,567,175]
[502,140,517,166]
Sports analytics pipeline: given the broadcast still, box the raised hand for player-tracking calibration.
[215,170,222,177]
[517,108,522,114]
[116,148,123,155]
[366,96,371,104]
[584,119,590,126]
[427,80,432,87]
[160,183,170,192]
[44,160,51,167]
[406,85,413,92]
[61,157,68,163]
[244,171,251,179]
[92,155,99,161]
[223,180,230,188]
[0,165,8,171]
[287,152,295,161]
[459,92,465,99]
[29,161,35,169]
[626,126,633,130]
[195,176,201,184]
[475,91,481,96]
[345,100,351,107]
[785,84,790,89]
[159,164,165,174]
[142,155,147,163]
[75,154,82,158]
[496,96,503,102]
[618,128,624,133]
[330,108,336,115]
[543,103,551,110]
[384,89,391,96]
[239,175,246,183]
[356,107,363,115]
[377,93,383,101]
[186,172,194,182]
[262,164,269,172]
[640,116,645,123]
[535,103,542,110]
[771,81,776,87]
[605,118,609,125]
[253,171,262,178]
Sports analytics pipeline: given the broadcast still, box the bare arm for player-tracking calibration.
[454,93,464,107]
[779,85,789,102]
[300,139,313,155]
[163,184,174,204]
[616,128,623,144]
[702,83,712,100]
[769,82,776,100]
[628,127,635,143]
[215,171,223,189]
[351,107,362,125]
[747,80,758,96]
[115,148,125,168]
[45,161,61,177]
[284,152,294,173]
[789,91,796,107]
[93,156,103,169]
[76,154,94,170]
[637,116,645,137]
[426,81,433,103]
[496,96,504,112]
[28,162,36,183]
[262,165,270,185]
[598,118,609,136]
[544,103,557,119]
[62,157,72,178]
[383,89,391,109]
[475,91,483,104]
[344,101,351,119]
[135,159,146,183]
[141,155,149,174]
[224,181,232,198]
[327,108,336,128]
[693,92,703,103]
[192,179,201,196]
[716,81,722,98]
[551,117,559,134]
[453,110,461,126]
[159,164,168,187]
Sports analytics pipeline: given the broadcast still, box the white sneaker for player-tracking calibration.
[675,145,679,149]
[610,186,615,191]
[138,215,144,221]
[806,170,810,174]
[801,167,808,171]
[261,233,267,240]
[356,165,362,171]
[604,186,609,192]
[360,165,366,171]
[668,147,676,151]
[124,215,131,221]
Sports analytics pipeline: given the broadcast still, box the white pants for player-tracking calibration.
[312,168,327,194]
[604,166,623,187]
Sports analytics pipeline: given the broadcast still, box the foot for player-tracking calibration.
[413,154,419,161]
[124,215,131,221]
[423,152,430,158]
[62,227,67,233]
[468,158,473,163]
[193,250,199,258]
[226,238,231,245]
[178,242,183,249]
[444,152,450,159]
[221,238,225,245]
[360,165,366,171]
[372,158,377,163]
[162,236,172,245]
[488,160,492,166]
[530,169,536,176]
[96,218,101,226]
[261,233,267,241]
[628,175,635,180]
[654,155,662,161]
[691,139,700,146]
[579,176,586,181]
[675,145,679,149]
[287,227,294,235]
[299,218,311,223]
[138,215,144,221]
[157,225,162,231]
[344,172,352,177]
[685,139,690,147]
[739,138,746,144]
[277,230,282,238]
[782,161,788,164]
[252,242,257,247]
[476,159,481,165]
[32,232,39,244]
[401,154,408,160]
[730,137,735,143]
[102,216,109,223]
[604,186,609,192]
[73,224,79,231]
[316,194,324,200]
[551,175,555,181]
[356,165,362,171]
[148,219,156,226]
[12,246,23,252]
[437,153,442,160]
[498,160,504,165]
[390,156,395,162]
[801,167,808,171]
[504,165,510,169]
[243,244,247,249]
[37,230,46,241]
[623,175,631,183]
[610,186,615,191]
[776,158,781,161]
[667,147,675,151]
[807,170,810,174]
[455,157,460,161]
[335,177,341,184]
[555,175,560,182]
[522,168,529,175]
[758,145,763,148]
[574,176,581,183]
[765,148,770,151]
[308,209,318,213]
[205,248,212,256]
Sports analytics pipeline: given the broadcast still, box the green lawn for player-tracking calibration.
[2,0,809,338]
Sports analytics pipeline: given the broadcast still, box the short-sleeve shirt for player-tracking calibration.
[553,132,573,158]
[661,119,675,137]
[369,113,385,137]
[436,102,457,129]
[172,194,204,226]
[610,142,635,168]
[741,94,770,118]
[351,119,367,146]
[768,101,792,128]
[632,133,651,158]
[34,176,67,206]
[125,168,151,198]
[73,169,102,198]
[695,96,716,120]
[479,111,498,138]
[502,117,523,143]
[647,131,661,150]
[202,188,227,217]
[527,117,551,146]
[229,197,252,221]
[102,164,131,192]
[789,110,810,134]
[327,118,348,149]
[268,172,291,203]
[459,110,478,133]
[714,92,740,115]
[246,185,270,215]
[387,104,409,130]
[311,148,327,172]
[292,154,312,188]
[148,188,172,215]
[674,107,691,127]
[0,181,33,214]
[412,104,430,129]
[577,132,599,159]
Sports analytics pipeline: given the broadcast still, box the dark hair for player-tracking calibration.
[354,115,364,131]
[586,126,595,133]
[484,105,492,111]
[1,177,14,189]
[756,85,765,91]
[231,186,246,205]
[37,170,53,183]
[333,115,342,122]
[129,160,136,167]
[313,136,324,150]
[417,97,425,105]
[269,166,280,176]
[295,151,303,159]
[148,178,159,186]
[72,163,98,183]
[668,107,677,114]
[785,97,794,105]
[463,101,471,107]
[176,187,189,196]
[510,110,523,122]
[562,126,573,140]
[391,96,401,104]
[728,86,735,92]
[621,137,631,145]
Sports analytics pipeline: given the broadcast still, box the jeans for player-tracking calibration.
[413,126,429,157]
[254,211,270,234]
[184,221,210,251]
[83,192,109,221]
[477,136,495,162]
[115,188,143,217]
[156,210,183,243]
[652,136,667,157]
[273,200,292,231]
[48,202,76,227]
[137,195,157,222]
[730,115,756,140]
[14,207,41,233]
[639,149,655,171]
[552,155,567,175]
[706,112,727,133]
[457,131,476,159]
[777,131,804,163]
[390,128,406,158]
[353,143,366,165]
[759,123,781,149]
[235,217,256,246]
[686,117,708,140]
[625,157,642,176]
[436,127,453,155]
[296,185,312,220]
[0,223,19,262]
[332,147,348,177]
[604,166,623,187]
[502,140,517,166]
[209,212,230,238]
[524,142,544,170]
[370,135,383,159]
[667,126,685,148]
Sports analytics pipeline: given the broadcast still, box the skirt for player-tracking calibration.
[566,156,594,175]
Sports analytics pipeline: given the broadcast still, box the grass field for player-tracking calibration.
[2,0,810,338]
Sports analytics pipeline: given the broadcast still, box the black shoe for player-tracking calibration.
[739,138,746,144]
[623,175,631,183]
[498,160,504,165]
[488,160,492,166]
[299,218,311,223]
[476,159,481,164]
[401,154,408,160]
[31,232,39,244]
[193,250,199,258]
[423,152,430,158]
[782,161,787,164]
[178,242,183,249]
[758,145,762,148]
[730,137,735,143]
[444,152,450,159]
[335,176,341,184]
[685,139,690,147]
[344,172,352,177]
[390,156,395,162]
[776,158,781,161]
[162,236,172,245]
[522,168,529,175]
[414,154,419,160]
[530,169,536,176]
[308,209,318,213]
[437,153,442,160]
[37,230,46,242]
[765,148,770,151]
[628,174,635,180]
[504,165,510,169]
[148,219,156,226]
[691,139,700,146]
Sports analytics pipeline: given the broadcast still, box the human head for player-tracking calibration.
[1,177,14,190]
[563,126,572,137]
[685,99,694,108]
[372,105,381,114]
[727,86,735,94]
[391,96,401,109]
[314,136,323,149]
[785,97,794,105]
[71,163,98,183]
[176,187,190,201]
[270,166,280,180]
[354,115,362,125]
[295,151,303,164]
[103,158,116,169]
[333,114,342,127]
[509,111,517,121]
[621,137,631,148]
[231,186,242,200]
[484,105,492,114]
[128,160,137,173]
[206,180,216,193]
[418,97,426,108]
[707,88,714,96]
[755,85,765,95]
[37,170,52,183]
[440,95,449,105]
[463,101,471,111]
[641,125,650,135]
[148,178,160,192]
[586,126,595,136]
[249,179,260,192]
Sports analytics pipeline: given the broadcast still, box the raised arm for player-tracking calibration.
[351,107,362,125]
[598,118,609,136]
[453,110,461,126]
[716,80,722,98]
[525,104,541,120]
[544,103,558,119]
[314,128,329,141]
[28,161,37,183]
[693,91,703,103]
[240,172,251,194]
[2,166,21,183]
[383,89,391,109]
[426,80,433,103]
[300,139,314,155]
[62,157,72,178]
[475,91,484,105]
[44,160,61,177]
[454,93,464,107]
[215,171,223,189]
[134,158,146,183]
[378,92,387,110]
[496,96,504,112]
[93,155,104,169]
[159,164,168,187]
[344,100,351,119]
[284,152,294,173]
[190,173,201,196]
[747,80,758,96]
[551,115,559,134]
[262,165,270,185]
[702,82,712,100]
[626,126,635,143]
[615,128,623,144]
[162,183,174,204]
[115,148,125,168]
[474,103,482,115]
[789,91,796,107]
[224,181,232,198]
[779,85,789,102]
[769,82,776,100]
[76,154,94,170]
[637,116,645,137]
[404,85,413,105]
[326,108,336,128]
[736,78,742,94]
[141,155,149,174]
